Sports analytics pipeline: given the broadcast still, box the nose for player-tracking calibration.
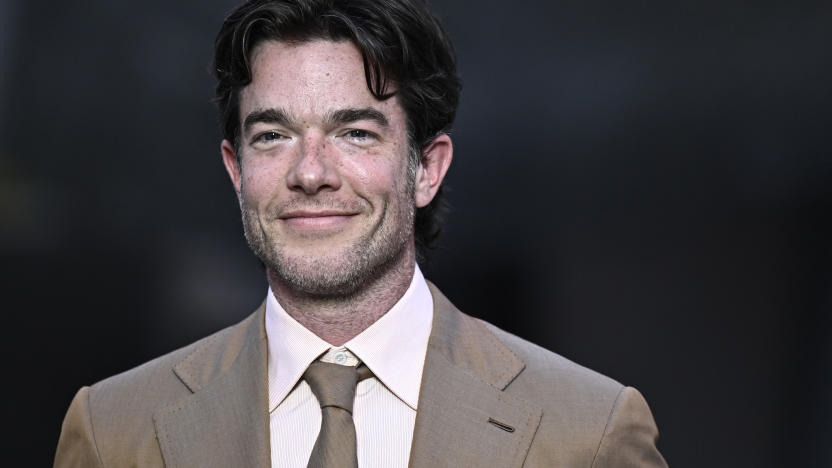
[286,134,341,195]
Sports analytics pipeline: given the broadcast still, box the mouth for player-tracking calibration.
[278,210,359,232]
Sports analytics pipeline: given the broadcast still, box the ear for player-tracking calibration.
[414,133,453,208]
[221,139,242,199]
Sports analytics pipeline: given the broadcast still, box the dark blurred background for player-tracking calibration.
[2,0,831,466]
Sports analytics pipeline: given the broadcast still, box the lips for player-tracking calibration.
[278,209,359,232]
[279,210,357,219]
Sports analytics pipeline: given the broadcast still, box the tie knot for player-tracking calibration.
[303,361,360,412]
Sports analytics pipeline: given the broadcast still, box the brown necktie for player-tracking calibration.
[304,361,372,468]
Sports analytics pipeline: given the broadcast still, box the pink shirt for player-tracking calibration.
[266,265,434,467]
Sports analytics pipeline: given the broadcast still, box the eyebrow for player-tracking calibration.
[242,107,390,135]
[325,108,389,128]
[243,108,292,134]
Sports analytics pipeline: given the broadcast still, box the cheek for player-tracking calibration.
[240,158,284,205]
[342,140,411,197]
[343,156,404,201]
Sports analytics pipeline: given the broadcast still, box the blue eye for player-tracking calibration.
[258,131,283,142]
[250,130,289,149]
[347,130,370,139]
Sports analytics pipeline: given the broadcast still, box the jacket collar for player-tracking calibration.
[153,302,271,468]
[408,283,542,467]
[151,283,542,468]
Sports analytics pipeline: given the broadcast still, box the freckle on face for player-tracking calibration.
[236,39,416,296]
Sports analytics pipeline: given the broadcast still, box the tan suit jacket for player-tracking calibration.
[55,284,667,467]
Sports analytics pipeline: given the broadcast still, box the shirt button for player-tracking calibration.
[334,351,347,364]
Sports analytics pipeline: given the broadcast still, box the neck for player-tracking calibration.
[267,245,416,346]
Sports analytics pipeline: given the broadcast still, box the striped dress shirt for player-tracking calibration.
[265,265,434,468]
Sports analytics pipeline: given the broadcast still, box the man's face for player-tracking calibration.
[224,39,418,296]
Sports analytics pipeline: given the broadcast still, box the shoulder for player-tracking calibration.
[89,308,259,405]
[481,320,623,401]
[425,280,665,467]
[426,281,624,403]
[55,307,263,466]
[477,319,666,467]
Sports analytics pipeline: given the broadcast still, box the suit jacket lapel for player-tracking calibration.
[153,304,271,468]
[409,284,542,468]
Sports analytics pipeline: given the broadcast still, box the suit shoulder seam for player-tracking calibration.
[85,386,106,467]
[590,385,628,468]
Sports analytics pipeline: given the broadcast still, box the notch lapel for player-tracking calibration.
[409,285,542,468]
[153,304,271,468]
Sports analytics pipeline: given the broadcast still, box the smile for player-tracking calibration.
[278,210,359,232]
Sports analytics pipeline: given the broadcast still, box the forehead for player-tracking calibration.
[239,39,403,123]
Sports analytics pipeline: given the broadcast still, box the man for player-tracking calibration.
[55,0,667,466]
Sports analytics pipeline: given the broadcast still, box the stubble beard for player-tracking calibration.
[239,154,418,298]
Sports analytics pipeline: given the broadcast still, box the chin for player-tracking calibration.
[271,253,378,297]
[269,236,412,298]
[244,205,414,297]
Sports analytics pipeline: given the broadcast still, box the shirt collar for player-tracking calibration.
[266,264,434,412]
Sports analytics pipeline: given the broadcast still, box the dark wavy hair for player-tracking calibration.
[213,0,461,262]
